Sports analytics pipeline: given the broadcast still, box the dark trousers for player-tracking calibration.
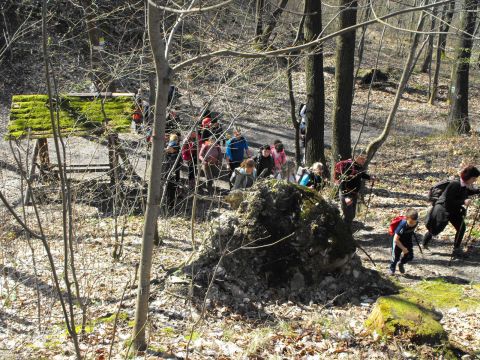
[187,158,197,181]
[391,241,414,268]
[339,193,358,227]
[424,212,466,249]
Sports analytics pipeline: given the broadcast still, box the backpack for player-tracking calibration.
[428,179,451,205]
[132,110,143,123]
[334,159,355,183]
[296,166,309,184]
[388,215,406,236]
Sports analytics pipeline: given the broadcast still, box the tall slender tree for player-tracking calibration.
[304,0,326,166]
[429,1,455,104]
[447,0,478,134]
[132,1,170,351]
[332,0,357,164]
[420,6,437,73]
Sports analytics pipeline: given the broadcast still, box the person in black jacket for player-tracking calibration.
[254,144,275,178]
[423,165,480,256]
[338,154,376,229]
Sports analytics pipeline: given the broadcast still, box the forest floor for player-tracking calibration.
[2,30,480,359]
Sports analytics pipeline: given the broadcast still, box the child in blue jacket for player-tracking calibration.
[390,209,418,275]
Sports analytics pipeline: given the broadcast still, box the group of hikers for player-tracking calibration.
[133,92,480,276]
[389,165,480,274]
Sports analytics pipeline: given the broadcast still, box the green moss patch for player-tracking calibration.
[8,94,134,139]
[402,278,480,311]
[366,295,446,344]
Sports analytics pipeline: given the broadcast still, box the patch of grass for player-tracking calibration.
[65,311,129,336]
[245,327,273,356]
[161,327,177,337]
[402,278,480,311]
[184,330,200,341]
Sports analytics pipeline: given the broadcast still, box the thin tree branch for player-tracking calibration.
[148,0,232,13]
[172,0,454,71]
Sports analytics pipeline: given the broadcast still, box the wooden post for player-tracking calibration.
[108,133,120,185]
[24,139,41,204]
[38,138,50,175]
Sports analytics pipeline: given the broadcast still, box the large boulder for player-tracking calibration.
[207,180,356,289]
[366,295,446,344]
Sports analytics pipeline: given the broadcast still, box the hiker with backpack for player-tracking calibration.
[225,128,251,182]
[335,154,376,229]
[254,144,275,178]
[299,104,306,148]
[210,118,226,146]
[231,158,257,190]
[199,134,223,195]
[298,162,326,190]
[389,209,419,275]
[164,133,181,209]
[423,165,480,257]
[283,160,297,183]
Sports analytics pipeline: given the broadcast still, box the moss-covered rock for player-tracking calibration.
[7,94,134,139]
[366,295,447,344]
[366,279,480,345]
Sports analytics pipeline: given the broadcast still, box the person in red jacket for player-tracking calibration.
[182,132,198,188]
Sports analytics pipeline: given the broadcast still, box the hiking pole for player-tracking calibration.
[463,202,480,250]
[413,233,423,255]
[362,178,376,222]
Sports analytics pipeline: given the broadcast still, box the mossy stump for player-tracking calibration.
[366,295,447,344]
[210,180,357,289]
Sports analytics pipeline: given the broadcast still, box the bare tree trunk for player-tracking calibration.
[286,58,302,165]
[429,1,454,104]
[447,0,478,134]
[132,2,170,351]
[42,0,82,358]
[304,0,326,166]
[332,0,357,164]
[255,0,264,42]
[420,6,437,73]
[365,8,427,165]
[260,0,289,49]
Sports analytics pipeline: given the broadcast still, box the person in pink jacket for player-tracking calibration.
[271,140,287,179]
[199,135,223,194]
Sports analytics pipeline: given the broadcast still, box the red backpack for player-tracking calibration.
[388,215,406,236]
[132,109,143,123]
[334,159,355,183]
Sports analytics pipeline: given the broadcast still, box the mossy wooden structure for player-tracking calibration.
[7,93,139,197]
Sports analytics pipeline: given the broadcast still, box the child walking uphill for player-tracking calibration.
[389,209,418,275]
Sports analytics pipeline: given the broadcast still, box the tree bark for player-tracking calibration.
[365,9,427,165]
[304,0,326,167]
[260,0,289,49]
[429,2,455,104]
[447,0,478,134]
[332,0,357,164]
[132,2,170,351]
